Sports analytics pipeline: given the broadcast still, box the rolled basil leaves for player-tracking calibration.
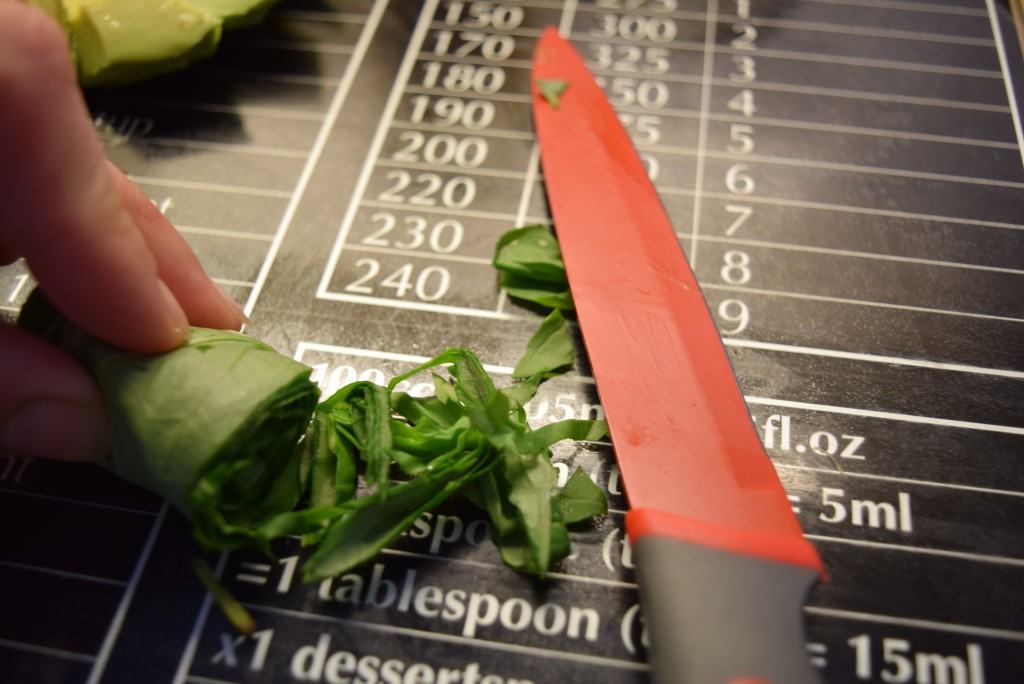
[18,290,319,549]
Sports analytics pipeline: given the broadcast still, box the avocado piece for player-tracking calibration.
[65,0,222,87]
[27,0,279,87]
[190,0,278,29]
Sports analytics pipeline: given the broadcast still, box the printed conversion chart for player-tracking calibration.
[1,1,1023,683]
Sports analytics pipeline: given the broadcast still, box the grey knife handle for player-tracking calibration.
[634,536,822,684]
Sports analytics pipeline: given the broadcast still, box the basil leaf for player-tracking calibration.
[499,374,543,408]
[318,382,392,493]
[462,472,519,538]
[493,225,568,284]
[460,390,557,574]
[305,411,355,508]
[557,468,608,524]
[493,225,573,310]
[518,419,607,455]
[497,447,557,574]
[537,78,569,109]
[495,517,571,574]
[513,309,574,379]
[390,413,474,477]
[497,278,575,311]
[302,440,494,582]
[392,390,463,430]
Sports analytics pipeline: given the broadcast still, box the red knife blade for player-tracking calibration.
[531,27,824,684]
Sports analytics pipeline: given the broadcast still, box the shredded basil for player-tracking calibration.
[18,287,605,586]
[492,224,573,310]
[512,309,574,379]
[537,78,569,109]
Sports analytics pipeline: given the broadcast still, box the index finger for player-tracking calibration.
[0,3,188,353]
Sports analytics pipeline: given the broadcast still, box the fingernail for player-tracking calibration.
[1,399,108,461]
[157,278,189,342]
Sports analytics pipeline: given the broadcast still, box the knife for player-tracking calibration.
[531,28,825,684]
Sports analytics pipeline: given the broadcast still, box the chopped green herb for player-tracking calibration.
[493,224,573,310]
[192,557,256,636]
[300,333,605,580]
[513,310,574,379]
[491,229,608,572]
[557,468,607,523]
[537,78,569,109]
[19,286,606,591]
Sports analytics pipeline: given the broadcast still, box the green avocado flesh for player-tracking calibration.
[192,0,278,28]
[31,0,278,87]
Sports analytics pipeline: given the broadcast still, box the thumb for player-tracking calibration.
[0,323,108,462]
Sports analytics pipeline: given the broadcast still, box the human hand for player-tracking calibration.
[0,3,247,462]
